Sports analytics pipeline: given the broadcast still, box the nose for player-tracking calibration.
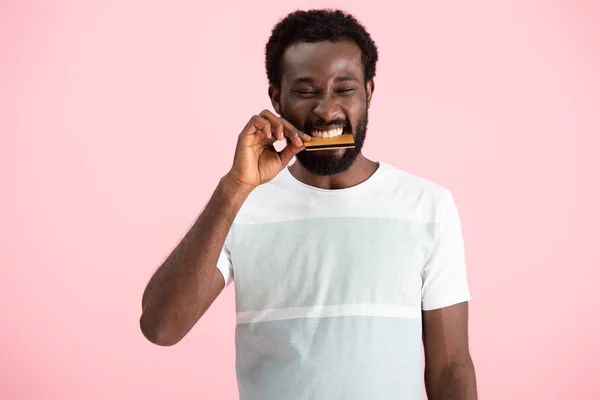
[312,95,342,123]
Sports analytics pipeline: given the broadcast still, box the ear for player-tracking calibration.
[366,79,375,109]
[268,84,281,115]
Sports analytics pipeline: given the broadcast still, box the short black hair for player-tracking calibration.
[265,9,379,88]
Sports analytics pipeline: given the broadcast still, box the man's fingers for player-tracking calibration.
[258,109,311,146]
[278,117,311,147]
[259,110,285,141]
[278,141,304,166]
[244,115,272,140]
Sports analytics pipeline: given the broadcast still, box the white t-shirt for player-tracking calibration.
[216,161,471,400]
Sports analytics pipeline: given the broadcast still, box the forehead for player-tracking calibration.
[280,41,364,84]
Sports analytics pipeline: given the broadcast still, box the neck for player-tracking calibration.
[288,154,379,190]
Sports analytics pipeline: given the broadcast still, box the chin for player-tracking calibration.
[295,148,360,176]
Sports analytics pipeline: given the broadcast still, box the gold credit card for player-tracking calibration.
[303,134,355,151]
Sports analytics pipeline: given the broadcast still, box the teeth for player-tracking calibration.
[311,127,343,138]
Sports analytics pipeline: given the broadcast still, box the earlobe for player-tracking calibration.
[269,85,281,114]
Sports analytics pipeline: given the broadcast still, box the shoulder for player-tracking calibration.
[231,168,296,224]
[379,161,449,196]
[376,161,453,223]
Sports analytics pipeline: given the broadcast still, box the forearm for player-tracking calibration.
[140,173,252,345]
[425,357,478,400]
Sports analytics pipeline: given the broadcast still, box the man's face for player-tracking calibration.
[270,41,373,176]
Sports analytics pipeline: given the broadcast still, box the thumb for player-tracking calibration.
[278,142,304,166]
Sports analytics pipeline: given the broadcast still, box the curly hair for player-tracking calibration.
[265,9,379,88]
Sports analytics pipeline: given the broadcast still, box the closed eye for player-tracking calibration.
[295,90,318,98]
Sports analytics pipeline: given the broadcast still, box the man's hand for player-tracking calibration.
[226,109,311,191]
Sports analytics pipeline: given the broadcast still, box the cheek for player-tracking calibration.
[346,101,366,126]
[281,98,310,124]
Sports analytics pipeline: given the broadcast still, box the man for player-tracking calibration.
[140,9,477,400]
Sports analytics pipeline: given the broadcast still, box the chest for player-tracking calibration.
[229,217,434,312]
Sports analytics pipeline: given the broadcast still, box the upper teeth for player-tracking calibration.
[311,127,344,138]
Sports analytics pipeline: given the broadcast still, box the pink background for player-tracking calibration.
[1,1,598,399]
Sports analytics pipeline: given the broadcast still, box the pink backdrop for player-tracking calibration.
[2,1,598,399]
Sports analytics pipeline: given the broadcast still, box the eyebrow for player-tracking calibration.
[291,76,360,85]
[335,76,359,83]
[291,77,315,85]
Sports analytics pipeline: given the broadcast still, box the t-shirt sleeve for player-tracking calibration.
[421,190,471,310]
[216,238,234,287]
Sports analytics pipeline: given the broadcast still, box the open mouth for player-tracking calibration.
[304,125,355,151]
[310,126,346,139]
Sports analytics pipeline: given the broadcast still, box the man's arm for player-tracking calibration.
[139,110,309,347]
[139,174,251,346]
[422,301,477,399]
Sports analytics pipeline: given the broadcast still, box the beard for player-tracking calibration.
[281,108,369,176]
